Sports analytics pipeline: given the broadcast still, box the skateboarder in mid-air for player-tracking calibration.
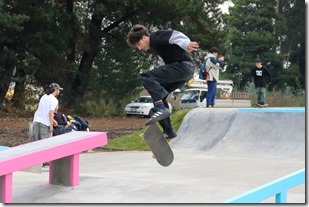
[127,24,199,139]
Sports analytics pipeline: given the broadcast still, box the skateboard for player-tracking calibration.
[142,123,174,167]
[252,103,268,108]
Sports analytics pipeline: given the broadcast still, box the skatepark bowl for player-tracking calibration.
[5,107,306,203]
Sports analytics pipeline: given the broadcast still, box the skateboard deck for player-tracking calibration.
[143,123,174,167]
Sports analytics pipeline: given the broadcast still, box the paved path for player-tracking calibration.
[8,108,305,203]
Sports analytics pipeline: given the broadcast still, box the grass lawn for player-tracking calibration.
[104,109,191,151]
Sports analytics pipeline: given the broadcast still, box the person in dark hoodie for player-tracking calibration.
[127,24,199,139]
[250,58,272,106]
[53,105,76,136]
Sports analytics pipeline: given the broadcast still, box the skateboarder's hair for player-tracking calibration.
[127,24,149,48]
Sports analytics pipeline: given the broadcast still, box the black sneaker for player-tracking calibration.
[145,107,171,126]
[163,129,177,139]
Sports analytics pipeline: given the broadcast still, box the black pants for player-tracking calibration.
[139,61,194,131]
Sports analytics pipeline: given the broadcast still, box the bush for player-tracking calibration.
[79,99,119,116]
[250,90,305,107]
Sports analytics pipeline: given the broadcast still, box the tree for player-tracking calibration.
[0,0,72,107]
[69,0,227,112]
[1,0,228,115]
[277,0,305,89]
[224,0,284,90]
[0,0,29,104]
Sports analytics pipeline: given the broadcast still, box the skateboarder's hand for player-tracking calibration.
[187,42,199,52]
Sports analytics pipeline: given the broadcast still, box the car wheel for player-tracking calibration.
[147,109,154,118]
[126,114,132,117]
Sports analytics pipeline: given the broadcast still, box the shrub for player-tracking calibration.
[250,90,305,107]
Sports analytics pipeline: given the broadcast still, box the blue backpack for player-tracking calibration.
[199,63,206,80]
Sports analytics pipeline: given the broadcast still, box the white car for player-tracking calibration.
[124,96,172,117]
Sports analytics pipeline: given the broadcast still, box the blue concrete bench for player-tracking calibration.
[0,131,107,203]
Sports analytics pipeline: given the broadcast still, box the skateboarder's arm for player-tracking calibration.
[169,31,199,52]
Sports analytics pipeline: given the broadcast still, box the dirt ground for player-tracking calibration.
[0,113,146,148]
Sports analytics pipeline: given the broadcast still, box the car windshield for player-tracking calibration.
[181,92,191,100]
[135,97,153,103]
[181,91,199,101]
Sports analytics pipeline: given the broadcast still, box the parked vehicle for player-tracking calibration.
[124,96,172,117]
[180,88,207,109]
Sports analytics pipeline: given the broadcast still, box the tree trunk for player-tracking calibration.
[71,4,104,107]
[70,3,138,108]
[65,0,76,73]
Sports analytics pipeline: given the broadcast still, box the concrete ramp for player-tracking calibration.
[171,108,305,160]
[171,108,237,151]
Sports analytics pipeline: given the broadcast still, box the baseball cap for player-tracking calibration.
[49,83,63,91]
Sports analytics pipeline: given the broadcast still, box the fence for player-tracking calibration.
[224,168,305,203]
[219,91,250,99]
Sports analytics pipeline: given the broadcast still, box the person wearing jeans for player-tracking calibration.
[205,47,225,107]
[250,58,272,106]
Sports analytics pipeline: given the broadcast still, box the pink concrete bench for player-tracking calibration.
[0,131,107,203]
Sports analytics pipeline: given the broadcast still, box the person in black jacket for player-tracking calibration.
[250,58,272,106]
[127,24,199,139]
[53,105,76,136]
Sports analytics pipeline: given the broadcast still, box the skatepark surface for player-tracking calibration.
[6,108,306,204]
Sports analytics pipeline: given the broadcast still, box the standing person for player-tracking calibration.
[31,83,63,141]
[127,24,199,139]
[250,58,272,106]
[205,47,225,107]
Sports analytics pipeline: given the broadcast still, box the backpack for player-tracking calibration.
[199,60,209,81]
[73,115,89,131]
[199,63,206,80]
[66,115,89,131]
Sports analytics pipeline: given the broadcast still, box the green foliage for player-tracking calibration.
[265,90,304,107]
[2,0,226,112]
[1,0,304,115]
[244,82,256,94]
[105,108,191,151]
[225,0,284,90]
[69,0,227,114]
[224,0,305,93]
[0,0,73,107]
[279,0,305,88]
[105,130,149,151]
[0,0,30,102]
[246,81,305,107]
[276,64,301,88]
[78,99,119,116]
